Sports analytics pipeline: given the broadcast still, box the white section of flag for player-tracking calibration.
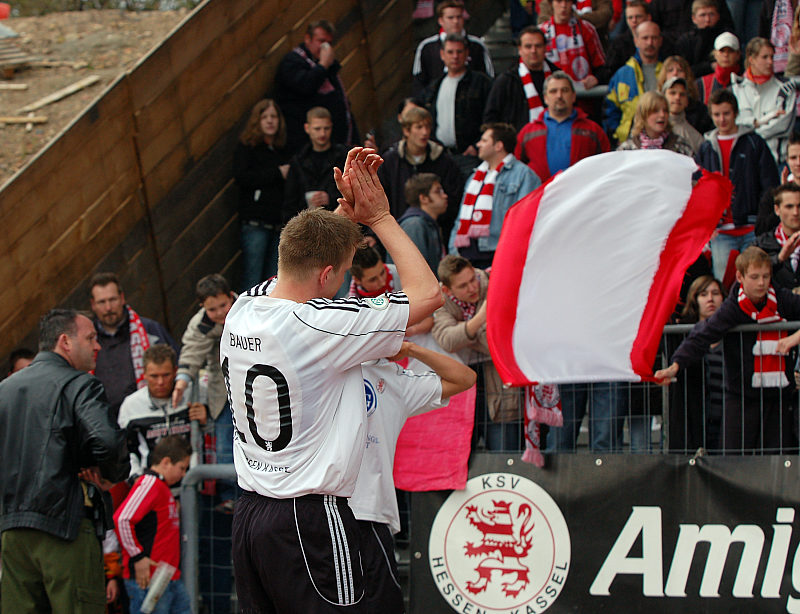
[508,151,697,383]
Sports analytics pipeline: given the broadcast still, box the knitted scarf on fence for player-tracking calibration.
[127,306,151,389]
[775,224,800,271]
[453,154,513,248]
[518,58,551,123]
[522,383,563,468]
[738,285,790,388]
[349,265,396,298]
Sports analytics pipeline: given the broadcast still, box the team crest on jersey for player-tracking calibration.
[376,378,386,394]
[364,379,378,416]
[365,295,389,310]
[429,473,570,613]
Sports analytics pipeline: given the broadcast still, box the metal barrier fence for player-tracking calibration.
[178,322,800,611]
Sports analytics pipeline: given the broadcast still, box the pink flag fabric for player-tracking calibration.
[488,150,731,386]
[393,385,475,491]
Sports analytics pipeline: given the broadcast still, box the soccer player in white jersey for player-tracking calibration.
[352,341,475,612]
[222,147,443,613]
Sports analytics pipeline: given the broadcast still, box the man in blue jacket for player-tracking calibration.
[448,122,540,268]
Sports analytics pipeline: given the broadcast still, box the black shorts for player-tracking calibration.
[358,521,404,614]
[232,491,366,614]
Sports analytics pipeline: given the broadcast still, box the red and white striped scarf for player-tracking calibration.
[738,285,789,388]
[771,0,792,73]
[522,384,563,468]
[453,154,514,248]
[127,305,151,389]
[518,58,551,123]
[775,224,800,272]
[446,291,478,321]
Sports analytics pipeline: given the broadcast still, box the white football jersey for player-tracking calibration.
[349,359,444,533]
[220,285,409,498]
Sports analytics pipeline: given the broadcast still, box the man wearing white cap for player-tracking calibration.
[697,31,741,105]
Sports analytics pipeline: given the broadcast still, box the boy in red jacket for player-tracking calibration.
[114,436,192,614]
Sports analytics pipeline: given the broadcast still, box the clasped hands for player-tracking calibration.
[333,147,391,228]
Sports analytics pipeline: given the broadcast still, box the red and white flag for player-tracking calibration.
[487,150,731,385]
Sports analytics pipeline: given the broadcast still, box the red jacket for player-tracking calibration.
[114,471,181,580]
[514,108,610,182]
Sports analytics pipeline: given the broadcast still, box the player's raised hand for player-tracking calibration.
[349,151,390,227]
[334,147,379,209]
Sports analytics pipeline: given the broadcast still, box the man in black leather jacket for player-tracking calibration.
[0,308,130,614]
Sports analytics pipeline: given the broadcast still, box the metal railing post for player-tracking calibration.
[180,463,238,613]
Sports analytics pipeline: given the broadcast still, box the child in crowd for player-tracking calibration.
[114,436,192,614]
[349,245,401,298]
[655,246,800,453]
[172,273,236,510]
[695,89,779,282]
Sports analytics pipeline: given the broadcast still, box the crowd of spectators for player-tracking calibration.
[7,0,800,610]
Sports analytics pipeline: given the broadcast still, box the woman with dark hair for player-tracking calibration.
[732,37,797,164]
[233,99,290,290]
[668,275,727,452]
[617,91,695,154]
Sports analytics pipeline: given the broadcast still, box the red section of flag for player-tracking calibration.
[486,177,556,386]
[631,171,732,380]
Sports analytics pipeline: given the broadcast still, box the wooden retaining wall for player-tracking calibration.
[0,0,415,359]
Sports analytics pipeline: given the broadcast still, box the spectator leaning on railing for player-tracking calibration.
[655,246,800,454]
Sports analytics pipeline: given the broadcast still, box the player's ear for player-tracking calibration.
[318,265,335,288]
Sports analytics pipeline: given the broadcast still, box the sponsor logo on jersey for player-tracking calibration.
[364,379,378,416]
[429,473,571,613]
[365,296,389,310]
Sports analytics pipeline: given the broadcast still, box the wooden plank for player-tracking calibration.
[149,130,238,255]
[0,116,47,124]
[136,108,186,176]
[166,223,239,328]
[141,143,191,208]
[18,76,101,113]
[133,82,184,147]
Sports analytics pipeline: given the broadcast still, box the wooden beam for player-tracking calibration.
[0,116,47,124]
[18,76,101,113]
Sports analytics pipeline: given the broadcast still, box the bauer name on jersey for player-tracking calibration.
[220,280,410,498]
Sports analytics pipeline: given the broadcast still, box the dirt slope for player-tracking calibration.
[0,9,186,186]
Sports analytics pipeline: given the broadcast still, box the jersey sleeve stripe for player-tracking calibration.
[116,475,157,556]
[293,313,406,337]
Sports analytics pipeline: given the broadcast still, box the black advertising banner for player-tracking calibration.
[409,454,800,613]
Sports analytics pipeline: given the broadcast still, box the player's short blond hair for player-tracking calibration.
[279,209,364,278]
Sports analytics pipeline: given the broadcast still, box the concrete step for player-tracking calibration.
[483,10,516,75]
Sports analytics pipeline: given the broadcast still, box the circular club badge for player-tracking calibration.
[429,473,571,613]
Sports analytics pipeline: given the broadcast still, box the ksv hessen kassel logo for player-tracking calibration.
[429,473,571,613]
